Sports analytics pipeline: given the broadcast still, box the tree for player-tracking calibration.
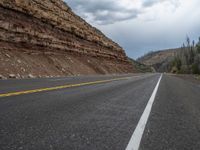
[196,37,200,53]
[168,35,200,74]
[186,36,190,47]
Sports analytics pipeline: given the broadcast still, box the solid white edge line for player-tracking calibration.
[125,74,163,150]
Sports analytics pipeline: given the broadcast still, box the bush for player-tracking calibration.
[192,63,200,74]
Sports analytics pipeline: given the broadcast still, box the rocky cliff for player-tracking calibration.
[0,0,135,78]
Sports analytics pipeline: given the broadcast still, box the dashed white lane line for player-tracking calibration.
[126,74,163,150]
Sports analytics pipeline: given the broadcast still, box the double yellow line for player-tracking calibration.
[0,77,131,98]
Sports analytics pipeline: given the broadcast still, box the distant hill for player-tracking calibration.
[137,36,200,74]
[137,48,180,72]
[128,58,154,73]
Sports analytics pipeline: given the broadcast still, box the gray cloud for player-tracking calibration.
[142,0,180,8]
[65,0,140,24]
[64,0,200,59]
[142,0,160,7]
[65,0,180,25]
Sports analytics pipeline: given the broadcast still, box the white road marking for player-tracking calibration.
[126,74,163,150]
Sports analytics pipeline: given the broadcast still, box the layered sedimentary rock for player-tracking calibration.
[0,0,135,78]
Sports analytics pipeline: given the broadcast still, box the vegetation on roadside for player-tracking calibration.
[136,36,200,75]
[170,36,200,74]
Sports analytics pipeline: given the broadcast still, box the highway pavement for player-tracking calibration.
[0,73,199,150]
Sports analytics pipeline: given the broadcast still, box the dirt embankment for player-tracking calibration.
[0,0,135,79]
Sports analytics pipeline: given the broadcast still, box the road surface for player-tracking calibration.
[0,73,199,150]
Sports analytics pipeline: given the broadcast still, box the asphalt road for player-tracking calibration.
[0,73,199,150]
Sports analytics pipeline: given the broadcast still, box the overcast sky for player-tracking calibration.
[65,0,200,59]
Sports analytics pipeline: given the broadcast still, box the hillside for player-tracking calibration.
[128,58,154,73]
[137,48,178,72]
[0,0,135,79]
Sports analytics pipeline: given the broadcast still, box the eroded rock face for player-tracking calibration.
[0,0,135,77]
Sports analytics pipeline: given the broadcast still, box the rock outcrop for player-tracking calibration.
[0,0,135,78]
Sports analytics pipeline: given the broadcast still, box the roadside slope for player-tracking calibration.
[0,0,135,78]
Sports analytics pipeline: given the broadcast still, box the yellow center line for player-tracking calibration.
[0,77,132,98]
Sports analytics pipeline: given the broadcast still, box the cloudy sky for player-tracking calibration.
[65,0,200,59]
